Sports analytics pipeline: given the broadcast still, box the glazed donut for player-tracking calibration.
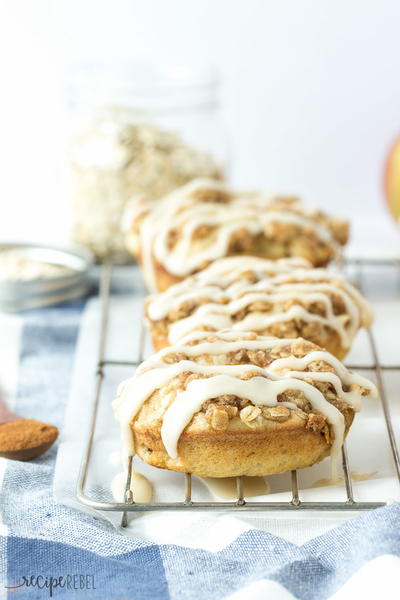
[145,256,372,359]
[124,178,349,291]
[113,331,376,478]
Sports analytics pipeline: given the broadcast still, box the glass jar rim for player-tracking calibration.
[67,63,220,115]
[68,62,219,96]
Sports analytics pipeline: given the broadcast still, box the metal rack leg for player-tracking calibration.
[291,471,300,506]
[121,455,135,527]
[236,476,245,505]
[341,443,354,504]
[184,473,192,505]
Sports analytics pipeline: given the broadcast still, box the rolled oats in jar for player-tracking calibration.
[67,65,227,262]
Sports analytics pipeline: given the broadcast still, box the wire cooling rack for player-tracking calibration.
[76,259,400,526]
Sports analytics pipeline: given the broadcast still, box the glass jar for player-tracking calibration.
[67,64,229,263]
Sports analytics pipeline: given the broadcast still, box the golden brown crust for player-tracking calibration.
[132,409,354,477]
[150,331,170,353]
[151,259,184,291]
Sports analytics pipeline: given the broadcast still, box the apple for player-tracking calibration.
[385,136,400,222]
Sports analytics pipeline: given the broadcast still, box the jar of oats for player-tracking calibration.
[67,65,227,262]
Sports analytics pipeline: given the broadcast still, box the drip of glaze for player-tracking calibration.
[111,470,153,503]
[351,471,378,482]
[312,471,377,488]
[311,476,343,488]
[331,455,339,482]
[201,476,270,499]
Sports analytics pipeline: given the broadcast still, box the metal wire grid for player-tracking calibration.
[76,260,400,526]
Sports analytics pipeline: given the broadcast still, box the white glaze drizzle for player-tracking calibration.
[113,333,377,467]
[160,374,344,459]
[147,256,312,319]
[147,263,373,349]
[130,179,343,290]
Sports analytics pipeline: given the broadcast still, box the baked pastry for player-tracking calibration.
[145,256,373,359]
[124,178,349,291]
[113,331,376,478]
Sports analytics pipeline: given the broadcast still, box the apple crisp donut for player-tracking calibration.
[145,256,373,359]
[124,178,349,291]
[113,331,377,478]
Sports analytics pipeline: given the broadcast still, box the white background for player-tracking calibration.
[1,0,400,250]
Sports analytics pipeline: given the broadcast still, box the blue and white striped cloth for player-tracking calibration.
[1,291,400,600]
